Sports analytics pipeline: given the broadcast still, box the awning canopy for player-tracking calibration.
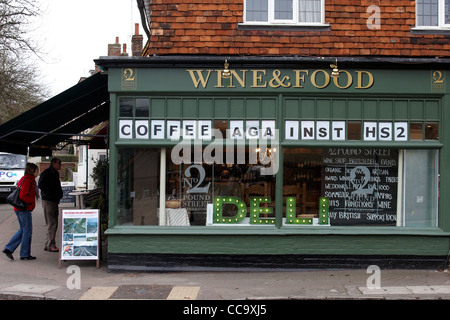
[0,72,109,155]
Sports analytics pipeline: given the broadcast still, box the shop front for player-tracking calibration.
[97,57,450,271]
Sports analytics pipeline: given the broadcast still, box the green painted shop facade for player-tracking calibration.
[97,57,450,271]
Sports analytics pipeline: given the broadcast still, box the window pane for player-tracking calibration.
[0,153,26,169]
[117,148,160,225]
[214,120,228,138]
[171,145,277,225]
[283,148,321,223]
[403,150,438,227]
[212,147,277,224]
[166,149,213,226]
[213,169,276,222]
[119,98,133,117]
[410,122,424,140]
[425,122,439,140]
[176,162,212,226]
[446,0,450,24]
[416,0,438,26]
[135,98,149,117]
[246,0,268,21]
[275,0,293,20]
[348,121,362,140]
[321,148,399,226]
[299,0,321,22]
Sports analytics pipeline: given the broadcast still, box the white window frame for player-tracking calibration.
[271,0,297,24]
[440,0,450,27]
[413,0,450,30]
[242,0,327,27]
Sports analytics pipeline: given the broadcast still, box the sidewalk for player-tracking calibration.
[0,200,449,301]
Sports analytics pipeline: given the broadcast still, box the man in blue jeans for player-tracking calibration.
[38,158,63,253]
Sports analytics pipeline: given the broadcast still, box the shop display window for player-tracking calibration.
[116,146,276,226]
[283,147,439,227]
[115,146,439,228]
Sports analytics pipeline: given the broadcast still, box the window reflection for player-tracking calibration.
[425,122,439,140]
[283,148,321,221]
[410,122,423,140]
[119,98,133,117]
[348,121,361,140]
[135,98,150,117]
[116,146,277,226]
[116,148,160,226]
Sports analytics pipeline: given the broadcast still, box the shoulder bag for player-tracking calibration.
[6,178,28,211]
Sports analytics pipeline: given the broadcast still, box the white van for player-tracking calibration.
[0,152,26,199]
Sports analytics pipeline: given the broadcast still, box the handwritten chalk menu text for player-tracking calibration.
[322,148,398,226]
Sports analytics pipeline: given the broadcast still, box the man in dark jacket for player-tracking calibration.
[38,158,63,252]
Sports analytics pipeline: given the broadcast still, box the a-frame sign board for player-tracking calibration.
[58,209,100,269]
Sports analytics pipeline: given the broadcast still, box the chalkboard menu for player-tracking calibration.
[321,148,398,226]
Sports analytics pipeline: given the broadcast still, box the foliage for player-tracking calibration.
[91,194,107,223]
[91,158,109,235]
[91,158,108,192]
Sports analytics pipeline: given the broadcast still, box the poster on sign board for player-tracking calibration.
[60,209,99,262]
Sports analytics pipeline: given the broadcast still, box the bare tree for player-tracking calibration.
[0,53,47,124]
[0,0,41,56]
[0,0,48,124]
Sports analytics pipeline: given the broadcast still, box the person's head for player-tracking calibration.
[24,163,39,177]
[50,157,62,171]
[220,169,231,181]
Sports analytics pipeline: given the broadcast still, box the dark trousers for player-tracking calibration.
[42,200,59,249]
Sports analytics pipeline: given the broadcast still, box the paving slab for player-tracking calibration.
[167,286,200,300]
[109,285,173,300]
[79,286,119,300]
[0,283,60,294]
[358,286,412,295]
[406,285,450,294]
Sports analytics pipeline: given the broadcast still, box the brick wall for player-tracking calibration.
[146,0,450,57]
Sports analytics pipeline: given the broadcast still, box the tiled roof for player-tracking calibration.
[144,0,450,57]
